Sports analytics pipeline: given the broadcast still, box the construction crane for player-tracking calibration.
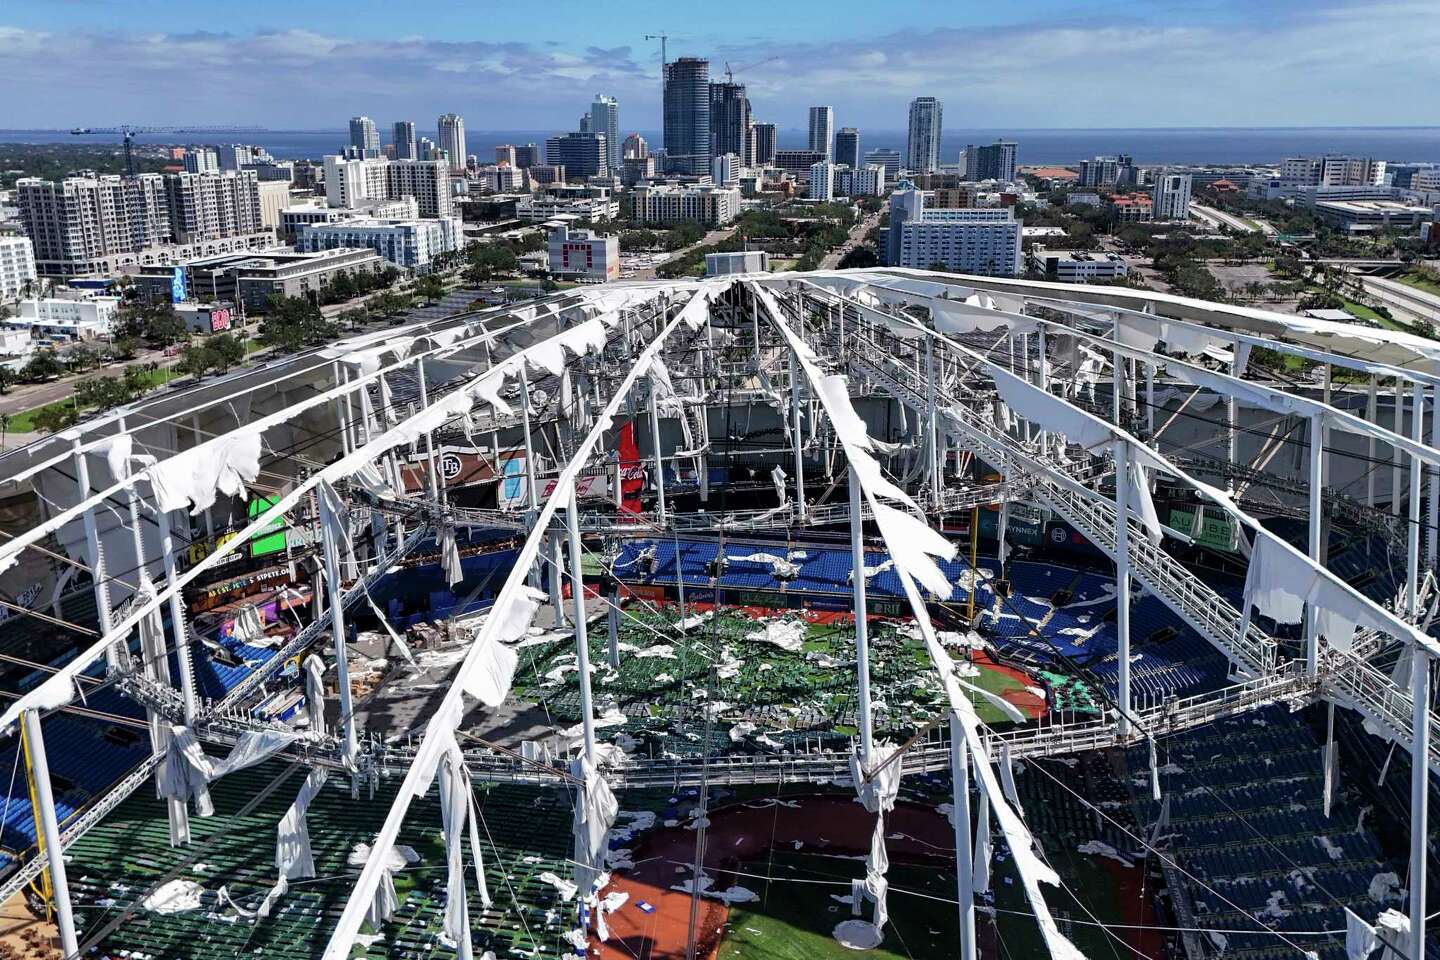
[70,125,261,176]
[643,32,669,68]
[723,56,778,84]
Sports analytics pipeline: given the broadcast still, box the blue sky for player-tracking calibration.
[1,0,1436,130]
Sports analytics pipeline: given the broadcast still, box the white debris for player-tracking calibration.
[538,871,579,901]
[746,620,807,653]
[635,644,678,659]
[141,879,205,914]
[1370,872,1402,902]
[1315,836,1343,861]
[1077,841,1132,866]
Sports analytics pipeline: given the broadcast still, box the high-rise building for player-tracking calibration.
[418,137,436,161]
[16,172,267,275]
[324,156,453,218]
[711,154,741,187]
[709,81,752,165]
[1279,156,1387,188]
[663,57,711,175]
[165,170,265,243]
[808,162,835,201]
[1151,171,1193,220]
[752,123,778,166]
[628,184,741,226]
[835,128,861,171]
[774,150,827,176]
[216,145,262,172]
[852,165,886,197]
[350,117,381,158]
[623,133,648,160]
[437,114,467,172]
[495,145,516,167]
[514,144,541,169]
[808,107,835,161]
[865,148,901,180]
[963,140,1018,182]
[906,97,943,174]
[182,148,218,174]
[1078,155,1135,189]
[590,95,621,171]
[545,132,609,178]
[885,185,1020,275]
[393,121,417,160]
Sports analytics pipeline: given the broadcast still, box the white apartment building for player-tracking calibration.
[1281,155,1386,188]
[0,237,36,301]
[835,164,885,198]
[16,173,269,276]
[323,156,453,218]
[546,223,618,281]
[808,162,835,201]
[165,171,265,243]
[627,185,741,226]
[1151,171,1193,220]
[886,187,1020,276]
[182,148,219,174]
[298,216,462,270]
[14,296,119,339]
[1412,169,1440,193]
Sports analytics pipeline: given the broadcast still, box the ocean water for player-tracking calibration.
[5,126,1440,166]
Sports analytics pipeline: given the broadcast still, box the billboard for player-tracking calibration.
[171,266,187,304]
[209,307,232,332]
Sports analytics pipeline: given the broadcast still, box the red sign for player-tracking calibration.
[617,420,644,519]
[209,307,232,332]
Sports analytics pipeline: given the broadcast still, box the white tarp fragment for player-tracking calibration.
[571,754,619,900]
[991,365,1113,453]
[150,429,264,515]
[141,879,205,914]
[157,726,299,829]
[303,654,327,735]
[1345,909,1378,960]
[440,523,464,587]
[849,743,901,933]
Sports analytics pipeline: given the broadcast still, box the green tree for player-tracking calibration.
[145,302,188,347]
[177,341,215,379]
[207,333,245,372]
[414,274,446,302]
[20,349,64,383]
[32,403,80,434]
[259,295,335,354]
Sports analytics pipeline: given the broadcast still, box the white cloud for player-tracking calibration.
[0,7,1436,129]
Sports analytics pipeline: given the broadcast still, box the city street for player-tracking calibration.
[821,208,882,269]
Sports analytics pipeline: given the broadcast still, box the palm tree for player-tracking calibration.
[0,413,11,450]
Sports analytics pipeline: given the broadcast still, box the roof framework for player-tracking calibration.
[0,270,1435,959]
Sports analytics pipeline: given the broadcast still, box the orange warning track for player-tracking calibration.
[595,795,955,960]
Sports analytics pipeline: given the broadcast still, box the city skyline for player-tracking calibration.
[1,1,1435,130]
